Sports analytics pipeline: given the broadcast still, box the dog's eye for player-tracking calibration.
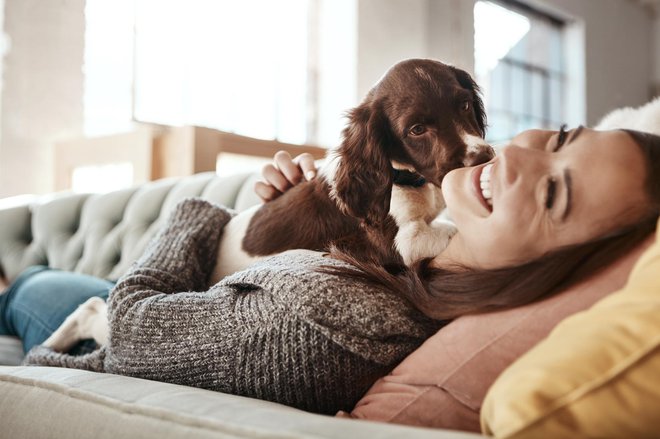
[461,101,471,112]
[409,124,426,136]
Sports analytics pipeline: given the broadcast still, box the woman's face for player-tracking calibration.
[440,127,649,269]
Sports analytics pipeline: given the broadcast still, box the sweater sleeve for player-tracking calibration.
[102,198,255,383]
[23,198,233,371]
[23,345,106,372]
[108,197,233,318]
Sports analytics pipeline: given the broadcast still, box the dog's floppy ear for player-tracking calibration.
[451,67,487,137]
[332,100,394,226]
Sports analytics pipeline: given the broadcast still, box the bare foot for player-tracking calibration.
[43,297,109,352]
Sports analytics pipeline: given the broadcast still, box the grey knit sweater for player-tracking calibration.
[24,198,441,414]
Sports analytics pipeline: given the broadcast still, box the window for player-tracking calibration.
[84,0,135,137]
[134,0,310,144]
[474,1,565,143]
[84,0,357,148]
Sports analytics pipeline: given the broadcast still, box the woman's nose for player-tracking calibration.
[498,145,544,185]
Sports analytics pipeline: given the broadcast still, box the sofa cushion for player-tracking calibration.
[480,219,660,438]
[0,336,22,365]
[0,366,484,439]
[347,235,653,432]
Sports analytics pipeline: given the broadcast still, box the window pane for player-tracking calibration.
[549,76,563,126]
[531,72,544,122]
[510,65,525,116]
[134,0,310,144]
[84,0,134,136]
[474,0,565,141]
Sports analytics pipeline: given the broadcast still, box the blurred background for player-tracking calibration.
[0,0,658,199]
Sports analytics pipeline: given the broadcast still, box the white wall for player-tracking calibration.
[357,0,428,99]
[427,0,475,75]
[531,0,654,124]
[356,0,657,125]
[0,0,85,198]
[356,0,476,99]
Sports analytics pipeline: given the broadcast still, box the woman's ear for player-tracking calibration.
[451,67,487,138]
[332,100,394,226]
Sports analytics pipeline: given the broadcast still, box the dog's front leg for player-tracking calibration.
[395,219,457,265]
[390,185,456,265]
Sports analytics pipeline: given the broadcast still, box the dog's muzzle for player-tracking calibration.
[465,145,495,167]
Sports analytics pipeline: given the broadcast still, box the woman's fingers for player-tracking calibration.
[260,162,292,194]
[254,180,281,202]
[274,150,304,186]
[293,152,317,181]
[255,150,320,202]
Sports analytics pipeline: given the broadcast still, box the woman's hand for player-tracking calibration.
[254,151,318,202]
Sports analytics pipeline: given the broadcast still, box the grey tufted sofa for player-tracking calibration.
[0,171,262,365]
[0,171,481,439]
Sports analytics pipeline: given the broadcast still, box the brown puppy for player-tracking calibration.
[211,59,493,282]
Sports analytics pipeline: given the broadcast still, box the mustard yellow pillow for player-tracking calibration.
[481,218,660,438]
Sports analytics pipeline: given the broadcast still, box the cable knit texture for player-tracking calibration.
[23,198,441,414]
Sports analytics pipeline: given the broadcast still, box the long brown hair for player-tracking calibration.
[323,129,660,320]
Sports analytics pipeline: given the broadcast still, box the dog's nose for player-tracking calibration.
[465,145,495,167]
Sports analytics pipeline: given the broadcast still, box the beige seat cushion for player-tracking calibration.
[0,366,484,439]
[0,336,22,365]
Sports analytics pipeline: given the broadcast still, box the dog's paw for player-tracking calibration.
[395,220,456,265]
[433,219,457,240]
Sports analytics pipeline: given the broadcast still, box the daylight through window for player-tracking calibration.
[474,1,566,143]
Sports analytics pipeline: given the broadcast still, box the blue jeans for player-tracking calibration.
[0,266,114,354]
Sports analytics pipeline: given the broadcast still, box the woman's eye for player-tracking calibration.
[554,124,568,152]
[461,101,470,112]
[546,177,557,210]
[409,124,426,136]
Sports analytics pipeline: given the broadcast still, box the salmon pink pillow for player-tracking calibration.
[343,236,653,432]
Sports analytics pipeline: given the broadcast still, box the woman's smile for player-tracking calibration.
[472,163,493,214]
[439,127,649,269]
[479,163,494,208]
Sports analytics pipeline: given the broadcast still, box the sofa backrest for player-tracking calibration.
[0,172,262,282]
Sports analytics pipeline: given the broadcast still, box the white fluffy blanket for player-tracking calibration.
[595,97,660,134]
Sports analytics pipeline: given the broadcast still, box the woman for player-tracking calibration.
[2,126,659,415]
[328,126,660,319]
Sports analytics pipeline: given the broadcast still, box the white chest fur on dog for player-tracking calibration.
[389,175,456,266]
[209,205,265,285]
